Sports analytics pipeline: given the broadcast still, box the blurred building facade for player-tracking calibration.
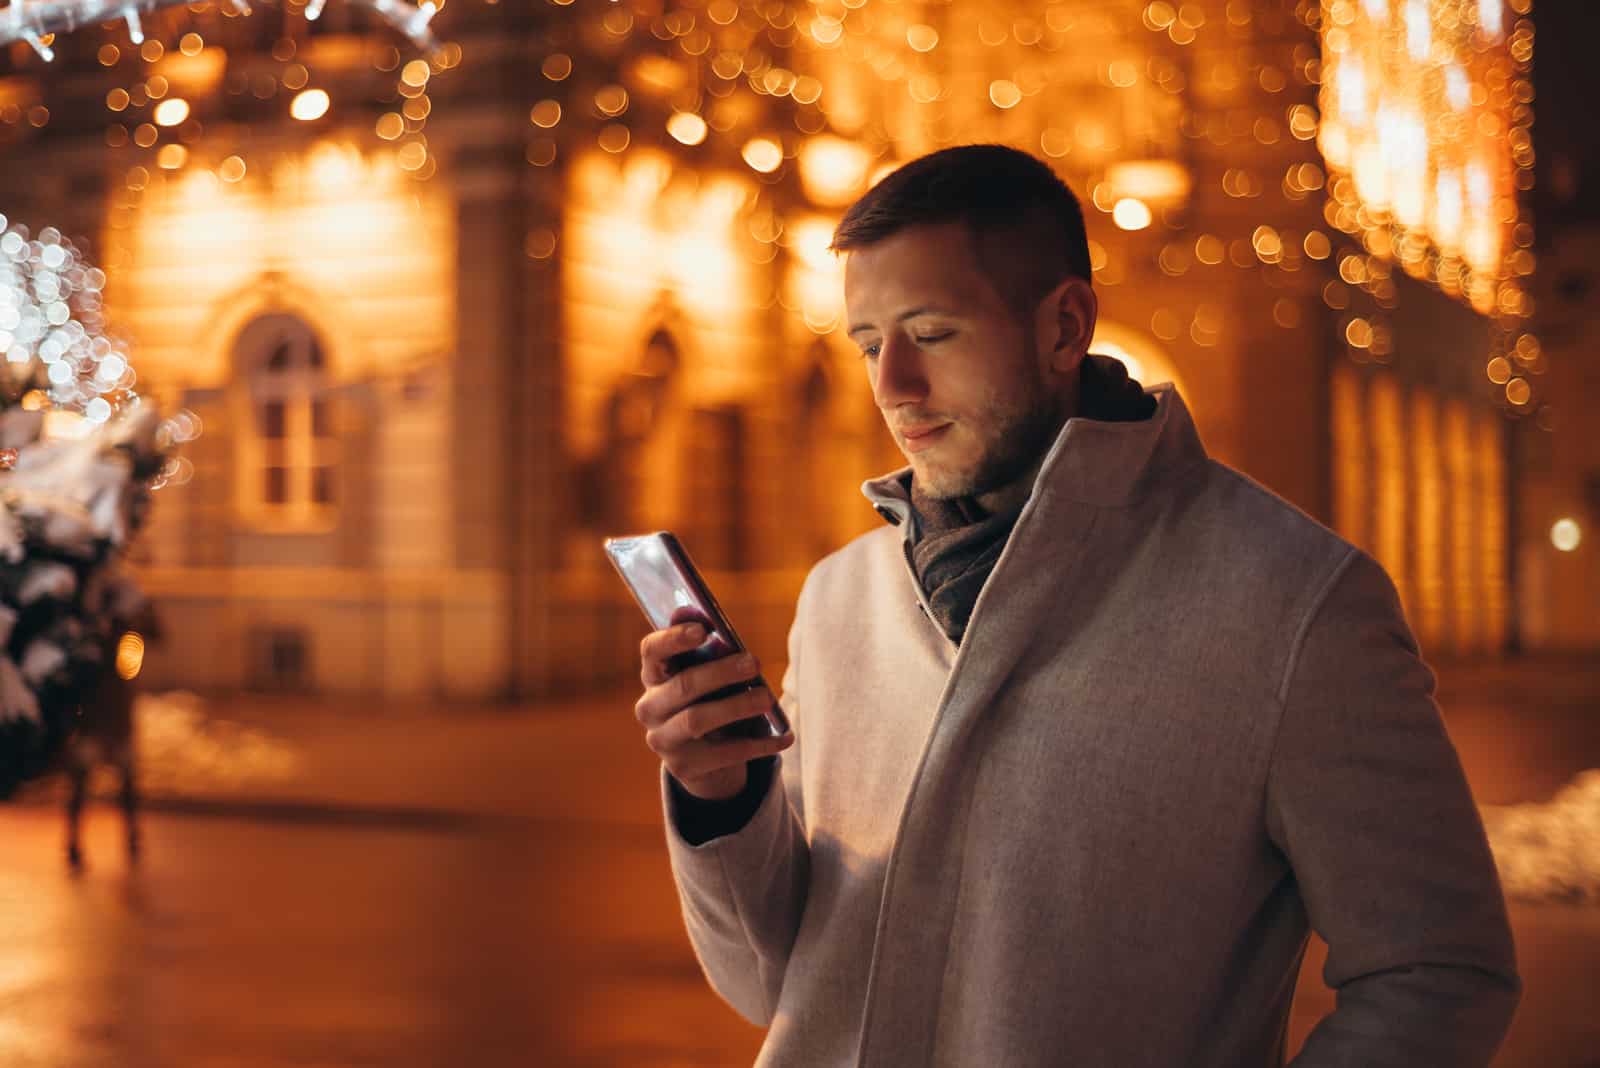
[0,0,1583,700]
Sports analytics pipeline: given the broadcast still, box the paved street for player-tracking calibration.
[2,658,1598,1066]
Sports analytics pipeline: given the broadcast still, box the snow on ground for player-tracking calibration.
[1483,769,1600,904]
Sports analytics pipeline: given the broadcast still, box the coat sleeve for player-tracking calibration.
[1267,549,1521,1067]
[660,576,812,1027]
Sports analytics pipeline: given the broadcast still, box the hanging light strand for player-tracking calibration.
[0,0,441,59]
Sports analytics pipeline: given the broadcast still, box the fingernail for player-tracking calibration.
[684,623,706,639]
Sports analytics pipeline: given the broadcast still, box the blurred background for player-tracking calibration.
[0,0,1596,1065]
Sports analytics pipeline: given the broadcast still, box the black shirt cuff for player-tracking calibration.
[668,755,776,846]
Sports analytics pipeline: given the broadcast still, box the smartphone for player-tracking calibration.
[602,531,790,740]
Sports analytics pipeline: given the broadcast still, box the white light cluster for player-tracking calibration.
[0,214,137,421]
[0,0,439,58]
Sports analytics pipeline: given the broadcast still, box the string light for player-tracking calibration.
[1315,0,1539,412]
[0,0,1545,423]
[0,0,441,58]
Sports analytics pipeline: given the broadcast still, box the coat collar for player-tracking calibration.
[859,383,1206,527]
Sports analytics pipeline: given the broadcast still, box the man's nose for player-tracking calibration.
[872,332,929,409]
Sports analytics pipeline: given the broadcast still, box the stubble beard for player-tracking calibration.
[916,366,1064,501]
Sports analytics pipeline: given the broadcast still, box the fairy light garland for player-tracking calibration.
[515,1,1339,338]
[1312,0,1540,416]
[0,0,440,58]
[1,0,1543,421]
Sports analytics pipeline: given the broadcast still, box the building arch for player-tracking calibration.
[1089,320,1189,408]
[202,272,361,387]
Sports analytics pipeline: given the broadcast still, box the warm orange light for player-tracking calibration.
[989,80,1022,109]
[291,89,330,121]
[156,143,187,169]
[401,59,431,87]
[667,111,707,146]
[529,99,561,129]
[595,85,629,117]
[396,141,428,170]
[153,97,189,126]
[116,632,145,681]
[906,24,939,51]
[219,155,246,182]
[787,215,838,273]
[798,135,870,206]
[1111,198,1152,230]
[1105,159,1191,206]
[742,137,783,174]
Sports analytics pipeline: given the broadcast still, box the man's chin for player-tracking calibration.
[908,458,976,500]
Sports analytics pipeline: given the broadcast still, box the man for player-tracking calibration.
[631,144,1519,1066]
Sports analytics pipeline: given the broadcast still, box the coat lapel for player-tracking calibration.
[853,386,1208,1063]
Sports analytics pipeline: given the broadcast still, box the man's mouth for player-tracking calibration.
[901,423,952,452]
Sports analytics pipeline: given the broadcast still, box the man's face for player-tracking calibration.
[843,221,1065,500]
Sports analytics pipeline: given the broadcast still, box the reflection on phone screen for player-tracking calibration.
[606,535,733,673]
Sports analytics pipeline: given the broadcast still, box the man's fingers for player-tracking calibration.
[638,650,761,729]
[639,622,708,688]
[676,686,772,742]
[644,685,771,750]
[656,728,795,784]
[679,651,760,708]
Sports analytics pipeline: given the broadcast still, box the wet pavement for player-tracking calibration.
[1,658,1598,1067]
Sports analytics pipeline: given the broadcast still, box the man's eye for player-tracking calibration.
[914,331,953,345]
[859,344,880,360]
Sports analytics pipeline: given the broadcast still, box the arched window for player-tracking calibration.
[233,313,338,526]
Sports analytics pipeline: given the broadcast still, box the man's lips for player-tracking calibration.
[900,423,952,452]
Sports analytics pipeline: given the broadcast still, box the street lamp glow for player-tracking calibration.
[1551,518,1582,553]
[291,89,330,121]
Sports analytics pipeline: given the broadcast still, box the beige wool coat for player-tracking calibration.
[661,384,1520,1067]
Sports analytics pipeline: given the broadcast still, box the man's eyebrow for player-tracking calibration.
[846,306,950,337]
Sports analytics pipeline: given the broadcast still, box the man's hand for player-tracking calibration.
[636,622,794,802]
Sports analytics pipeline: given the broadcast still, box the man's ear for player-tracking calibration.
[1036,276,1098,375]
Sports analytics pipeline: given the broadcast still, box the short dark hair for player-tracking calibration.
[828,143,1093,322]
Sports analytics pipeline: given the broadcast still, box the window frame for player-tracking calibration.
[233,314,340,533]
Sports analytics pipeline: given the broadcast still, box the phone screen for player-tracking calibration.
[603,532,788,739]
[603,533,737,665]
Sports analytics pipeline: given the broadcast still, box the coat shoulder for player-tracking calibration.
[1192,459,1356,576]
